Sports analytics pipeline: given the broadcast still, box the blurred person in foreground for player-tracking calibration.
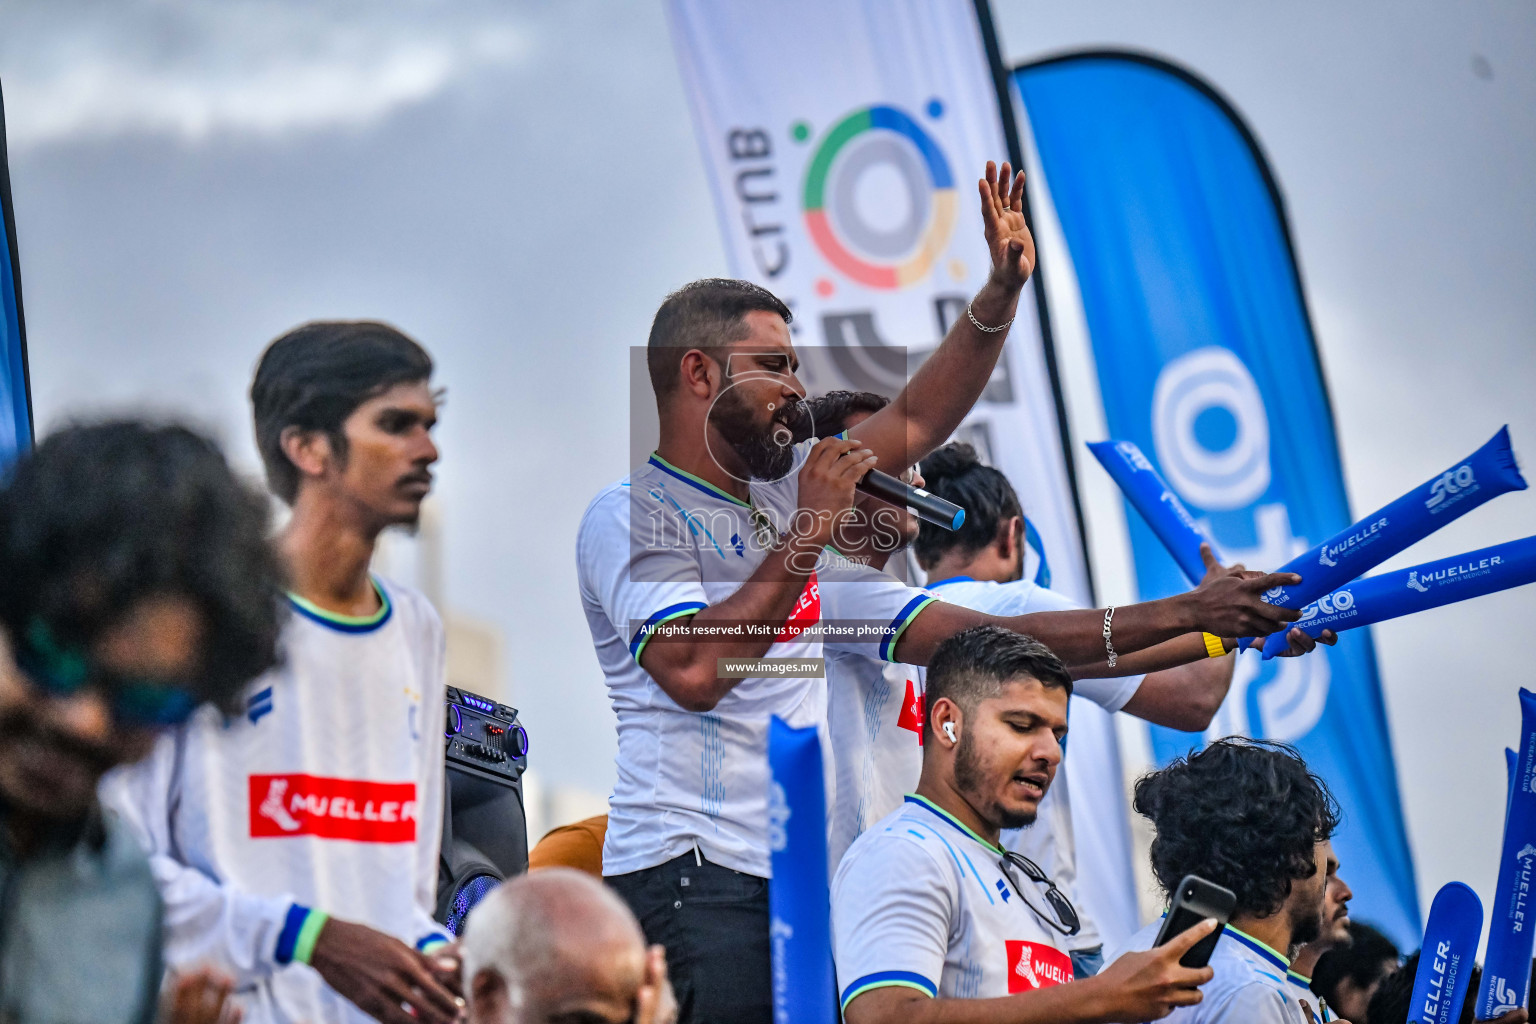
[833,626,1218,1023]
[460,868,675,1024]
[1306,922,1398,1023]
[1365,952,1526,1024]
[1111,739,1346,1023]
[106,322,461,1024]
[0,421,285,1023]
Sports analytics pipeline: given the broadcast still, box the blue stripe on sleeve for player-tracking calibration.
[840,970,938,1008]
[628,601,708,661]
[274,903,312,965]
[879,595,937,662]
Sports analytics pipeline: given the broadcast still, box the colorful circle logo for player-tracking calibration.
[802,104,956,290]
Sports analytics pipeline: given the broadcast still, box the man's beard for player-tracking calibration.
[1289,890,1326,948]
[953,732,1036,831]
[711,389,805,481]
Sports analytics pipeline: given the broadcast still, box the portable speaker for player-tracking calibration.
[435,686,529,932]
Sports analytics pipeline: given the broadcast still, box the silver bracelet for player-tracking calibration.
[1102,605,1118,669]
[966,300,1015,334]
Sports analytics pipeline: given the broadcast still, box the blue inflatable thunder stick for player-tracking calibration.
[1256,427,1524,624]
[767,716,835,1024]
[1087,440,1215,586]
[1474,690,1536,1018]
[1409,882,1484,1024]
[1258,534,1536,658]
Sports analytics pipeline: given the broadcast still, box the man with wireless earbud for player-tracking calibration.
[833,626,1219,1024]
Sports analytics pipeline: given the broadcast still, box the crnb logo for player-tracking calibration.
[1427,464,1476,510]
[1408,571,1431,594]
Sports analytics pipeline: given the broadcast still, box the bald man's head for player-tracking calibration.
[461,868,650,1024]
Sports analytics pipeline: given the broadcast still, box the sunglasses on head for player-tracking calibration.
[11,618,199,728]
[997,850,1080,937]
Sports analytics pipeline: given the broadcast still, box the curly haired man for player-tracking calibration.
[1109,739,1345,1023]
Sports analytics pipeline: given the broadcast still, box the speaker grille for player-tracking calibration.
[445,873,502,935]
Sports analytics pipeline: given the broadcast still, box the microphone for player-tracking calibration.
[857,469,965,531]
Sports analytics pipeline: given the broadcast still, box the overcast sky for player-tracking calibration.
[3,0,1532,922]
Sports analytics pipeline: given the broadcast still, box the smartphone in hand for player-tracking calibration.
[1154,875,1237,969]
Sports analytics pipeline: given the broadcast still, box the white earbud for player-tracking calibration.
[942,721,957,744]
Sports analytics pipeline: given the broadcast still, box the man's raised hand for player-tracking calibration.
[979,160,1036,291]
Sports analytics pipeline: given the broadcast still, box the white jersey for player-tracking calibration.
[1286,970,1335,1022]
[832,794,1075,1012]
[825,651,923,869]
[576,450,935,879]
[923,576,1144,953]
[103,577,449,1024]
[1112,921,1319,1024]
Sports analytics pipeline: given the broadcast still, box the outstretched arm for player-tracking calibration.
[892,567,1304,667]
[848,161,1036,470]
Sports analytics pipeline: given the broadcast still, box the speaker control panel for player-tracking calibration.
[444,686,528,779]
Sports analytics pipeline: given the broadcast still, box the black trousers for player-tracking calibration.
[607,852,771,1024]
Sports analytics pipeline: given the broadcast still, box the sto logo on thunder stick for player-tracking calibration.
[1255,426,1525,622]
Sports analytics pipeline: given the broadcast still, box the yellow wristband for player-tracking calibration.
[1202,632,1228,659]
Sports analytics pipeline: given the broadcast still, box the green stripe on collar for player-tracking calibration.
[903,793,1004,855]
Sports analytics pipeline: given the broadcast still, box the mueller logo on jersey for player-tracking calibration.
[774,573,821,643]
[897,678,924,744]
[250,774,418,842]
[1005,940,1073,993]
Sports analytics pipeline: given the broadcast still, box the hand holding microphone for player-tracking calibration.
[855,467,965,531]
[788,417,966,532]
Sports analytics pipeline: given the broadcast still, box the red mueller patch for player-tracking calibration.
[774,572,821,642]
[897,678,924,744]
[249,774,417,842]
[1006,940,1073,992]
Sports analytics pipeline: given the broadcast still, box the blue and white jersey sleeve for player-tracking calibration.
[831,832,950,1011]
[577,483,710,665]
[101,731,296,987]
[817,554,937,664]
